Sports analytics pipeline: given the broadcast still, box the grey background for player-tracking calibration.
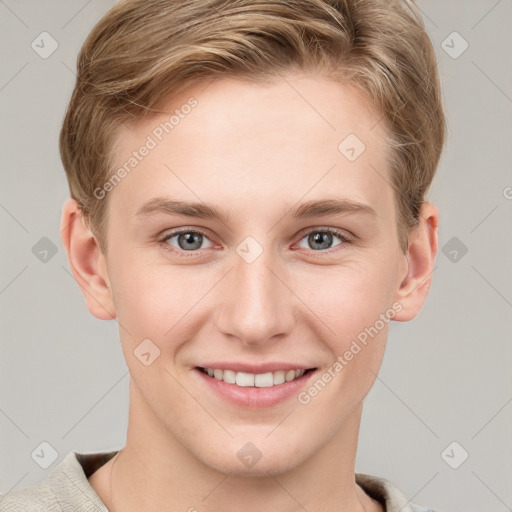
[1,1,511,511]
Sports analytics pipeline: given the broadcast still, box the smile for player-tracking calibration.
[198,367,316,387]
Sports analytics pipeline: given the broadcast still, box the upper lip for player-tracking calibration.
[196,362,317,373]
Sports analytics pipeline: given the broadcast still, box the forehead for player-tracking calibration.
[108,73,394,223]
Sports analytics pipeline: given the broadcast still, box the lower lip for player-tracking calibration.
[194,368,317,409]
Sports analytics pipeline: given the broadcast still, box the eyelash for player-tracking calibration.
[159,227,353,258]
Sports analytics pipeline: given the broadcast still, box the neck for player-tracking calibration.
[96,379,380,512]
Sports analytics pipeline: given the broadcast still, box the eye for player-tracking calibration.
[161,229,214,253]
[159,227,352,257]
[297,228,350,252]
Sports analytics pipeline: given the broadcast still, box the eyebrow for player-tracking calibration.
[135,197,377,223]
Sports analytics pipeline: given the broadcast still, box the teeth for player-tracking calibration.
[254,372,273,387]
[273,370,285,385]
[223,369,236,384]
[202,367,309,387]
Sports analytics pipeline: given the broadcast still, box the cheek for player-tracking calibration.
[108,260,193,410]
[295,266,393,417]
[110,258,185,325]
[292,259,396,402]
[109,258,219,361]
[296,258,398,342]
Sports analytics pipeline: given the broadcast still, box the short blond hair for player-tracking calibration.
[60,0,446,253]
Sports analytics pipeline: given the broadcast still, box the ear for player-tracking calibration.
[60,198,116,320]
[393,202,439,322]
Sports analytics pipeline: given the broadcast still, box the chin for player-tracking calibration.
[194,436,309,478]
[207,454,302,478]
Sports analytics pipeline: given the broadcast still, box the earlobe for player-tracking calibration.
[393,202,439,322]
[60,199,116,320]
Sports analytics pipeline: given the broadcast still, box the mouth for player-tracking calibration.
[193,365,318,408]
[196,366,317,387]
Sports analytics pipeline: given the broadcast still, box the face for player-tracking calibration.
[98,73,408,476]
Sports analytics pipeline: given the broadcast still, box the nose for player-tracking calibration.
[215,245,296,347]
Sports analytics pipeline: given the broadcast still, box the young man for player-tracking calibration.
[1,0,445,510]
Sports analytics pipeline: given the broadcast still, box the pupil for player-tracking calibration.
[179,232,202,250]
[310,232,332,250]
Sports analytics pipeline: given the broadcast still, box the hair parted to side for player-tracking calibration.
[60,0,445,254]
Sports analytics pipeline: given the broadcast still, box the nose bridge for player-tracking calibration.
[216,237,295,345]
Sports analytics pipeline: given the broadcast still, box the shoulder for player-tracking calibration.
[0,451,111,512]
[356,472,443,512]
[0,481,60,512]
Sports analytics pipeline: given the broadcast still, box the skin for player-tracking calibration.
[61,72,438,512]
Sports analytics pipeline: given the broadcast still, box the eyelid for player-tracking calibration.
[295,225,354,242]
[161,226,212,242]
